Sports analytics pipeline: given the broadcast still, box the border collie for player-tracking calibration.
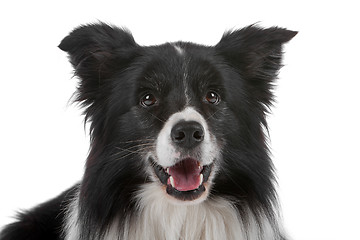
[0,23,296,240]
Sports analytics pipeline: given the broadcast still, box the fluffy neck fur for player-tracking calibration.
[65,183,283,240]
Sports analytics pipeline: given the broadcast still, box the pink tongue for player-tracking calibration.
[168,158,202,191]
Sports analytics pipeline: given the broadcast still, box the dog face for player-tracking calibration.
[132,44,227,202]
[59,23,296,207]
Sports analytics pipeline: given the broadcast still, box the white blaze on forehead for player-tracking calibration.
[155,107,218,167]
[172,42,190,104]
[173,43,185,56]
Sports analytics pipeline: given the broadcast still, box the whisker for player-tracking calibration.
[111,148,151,160]
[206,109,222,121]
[114,147,143,154]
[147,112,165,123]
[116,139,156,144]
[115,143,154,153]
[116,142,154,148]
[112,152,138,161]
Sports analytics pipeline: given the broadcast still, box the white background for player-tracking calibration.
[0,1,359,239]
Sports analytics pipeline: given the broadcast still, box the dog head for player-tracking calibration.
[59,23,296,208]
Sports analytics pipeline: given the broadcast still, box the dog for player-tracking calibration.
[0,23,296,240]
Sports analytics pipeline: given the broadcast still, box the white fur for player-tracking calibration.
[64,190,80,240]
[64,184,281,240]
[172,43,190,103]
[173,43,185,56]
[154,106,220,168]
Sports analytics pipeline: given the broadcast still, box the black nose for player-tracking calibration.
[171,121,204,149]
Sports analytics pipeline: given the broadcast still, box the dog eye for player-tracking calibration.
[205,91,220,105]
[141,93,157,107]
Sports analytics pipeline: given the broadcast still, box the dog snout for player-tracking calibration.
[171,121,204,149]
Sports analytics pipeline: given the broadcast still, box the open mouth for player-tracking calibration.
[151,158,213,201]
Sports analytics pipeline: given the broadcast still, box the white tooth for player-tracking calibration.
[166,168,169,174]
[199,174,203,185]
[169,176,175,187]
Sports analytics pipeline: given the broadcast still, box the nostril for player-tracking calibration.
[175,131,185,141]
[193,130,204,141]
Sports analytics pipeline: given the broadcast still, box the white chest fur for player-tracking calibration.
[65,183,280,240]
[118,183,277,240]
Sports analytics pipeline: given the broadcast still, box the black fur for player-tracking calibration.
[0,186,78,240]
[0,23,296,240]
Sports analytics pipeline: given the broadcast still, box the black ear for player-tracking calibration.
[59,23,139,105]
[215,25,297,106]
